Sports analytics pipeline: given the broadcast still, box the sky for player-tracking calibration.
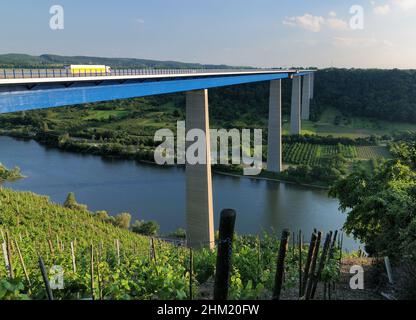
[0,0,415,69]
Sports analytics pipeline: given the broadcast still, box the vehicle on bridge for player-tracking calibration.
[65,65,112,75]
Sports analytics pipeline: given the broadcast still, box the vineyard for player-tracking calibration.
[282,143,358,166]
[356,146,392,160]
[0,188,343,300]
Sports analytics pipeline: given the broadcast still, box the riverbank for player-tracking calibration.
[0,163,24,182]
[213,171,329,190]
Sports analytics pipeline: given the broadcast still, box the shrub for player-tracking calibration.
[132,220,160,236]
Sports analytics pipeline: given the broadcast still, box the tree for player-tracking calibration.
[132,220,160,236]
[113,212,131,229]
[329,160,416,258]
[63,192,87,211]
[95,210,109,221]
[169,228,186,239]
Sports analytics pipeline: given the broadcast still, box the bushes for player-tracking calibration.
[63,192,88,211]
[0,163,22,182]
[114,213,132,229]
[330,159,416,260]
[132,220,160,236]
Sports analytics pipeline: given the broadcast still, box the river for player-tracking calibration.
[0,136,357,250]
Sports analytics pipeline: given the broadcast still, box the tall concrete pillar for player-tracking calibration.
[267,80,282,173]
[301,75,311,120]
[186,89,215,249]
[310,72,315,100]
[290,77,301,135]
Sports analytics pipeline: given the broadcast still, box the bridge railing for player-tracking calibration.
[0,68,284,80]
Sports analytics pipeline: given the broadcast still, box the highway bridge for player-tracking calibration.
[0,68,315,248]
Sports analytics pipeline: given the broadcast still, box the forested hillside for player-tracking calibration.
[155,69,416,125]
[0,53,235,69]
[315,69,416,123]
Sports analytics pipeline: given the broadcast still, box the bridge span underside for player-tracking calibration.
[0,69,315,248]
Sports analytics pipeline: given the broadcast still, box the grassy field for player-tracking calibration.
[282,107,416,138]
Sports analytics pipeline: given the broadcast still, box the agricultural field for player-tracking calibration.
[356,146,392,160]
[282,143,358,166]
[282,107,416,138]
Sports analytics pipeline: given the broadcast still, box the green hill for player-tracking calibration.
[0,187,191,300]
[0,53,237,69]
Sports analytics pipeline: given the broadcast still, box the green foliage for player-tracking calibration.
[132,220,160,236]
[330,157,416,259]
[0,279,29,300]
[316,69,416,123]
[63,192,87,211]
[113,213,132,229]
[0,163,23,182]
[169,228,187,239]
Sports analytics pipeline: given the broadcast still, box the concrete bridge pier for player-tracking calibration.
[267,80,283,173]
[310,72,315,100]
[290,76,302,135]
[185,89,215,249]
[301,74,311,120]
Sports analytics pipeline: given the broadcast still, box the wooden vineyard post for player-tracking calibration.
[116,239,121,266]
[305,231,322,300]
[5,232,14,279]
[151,238,157,264]
[48,239,55,256]
[70,241,76,273]
[292,231,295,259]
[90,244,95,300]
[311,232,332,299]
[328,230,338,261]
[15,239,31,289]
[2,241,11,278]
[301,233,317,298]
[214,209,237,301]
[272,229,290,300]
[189,248,194,300]
[38,256,53,300]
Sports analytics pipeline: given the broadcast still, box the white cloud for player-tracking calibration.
[283,14,325,32]
[374,4,391,14]
[329,11,337,17]
[283,13,350,32]
[327,18,349,30]
[392,0,416,10]
[135,18,145,24]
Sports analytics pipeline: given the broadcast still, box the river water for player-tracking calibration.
[0,136,357,250]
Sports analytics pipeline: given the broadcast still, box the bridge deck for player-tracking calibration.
[0,68,314,114]
[0,69,307,85]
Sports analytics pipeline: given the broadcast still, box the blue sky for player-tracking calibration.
[0,0,415,68]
